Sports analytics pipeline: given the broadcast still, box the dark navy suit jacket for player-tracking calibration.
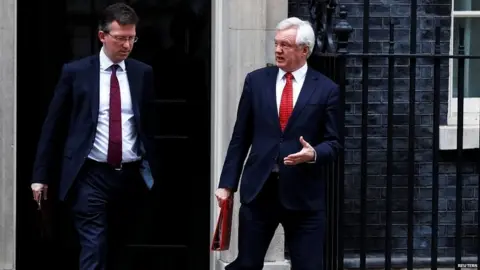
[31,55,158,201]
[218,66,341,211]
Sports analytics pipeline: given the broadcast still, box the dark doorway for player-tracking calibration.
[16,0,211,269]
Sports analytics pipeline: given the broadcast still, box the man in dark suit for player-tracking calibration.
[215,17,341,270]
[30,3,157,270]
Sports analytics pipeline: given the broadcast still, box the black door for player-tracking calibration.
[16,0,211,269]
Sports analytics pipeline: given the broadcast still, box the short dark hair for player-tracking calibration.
[98,3,139,32]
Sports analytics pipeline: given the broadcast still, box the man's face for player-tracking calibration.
[98,20,136,63]
[274,28,308,72]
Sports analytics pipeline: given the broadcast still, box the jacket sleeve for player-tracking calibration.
[31,64,73,184]
[217,73,254,192]
[313,85,342,165]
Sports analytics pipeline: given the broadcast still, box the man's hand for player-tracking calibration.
[31,183,48,208]
[284,136,315,165]
[215,188,231,206]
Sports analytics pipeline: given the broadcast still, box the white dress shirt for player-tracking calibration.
[275,63,308,113]
[87,47,140,163]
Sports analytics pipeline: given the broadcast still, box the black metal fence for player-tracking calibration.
[305,2,480,270]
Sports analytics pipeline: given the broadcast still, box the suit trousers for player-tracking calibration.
[226,173,326,270]
[66,159,145,270]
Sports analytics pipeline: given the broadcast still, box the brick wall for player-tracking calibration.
[289,0,478,266]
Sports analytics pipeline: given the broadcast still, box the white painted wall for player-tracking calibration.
[0,0,17,269]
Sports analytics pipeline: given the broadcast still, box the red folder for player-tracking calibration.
[211,195,234,251]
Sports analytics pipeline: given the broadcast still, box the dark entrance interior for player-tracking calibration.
[16,0,211,269]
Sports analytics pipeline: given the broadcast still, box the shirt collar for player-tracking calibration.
[277,62,308,82]
[99,47,126,71]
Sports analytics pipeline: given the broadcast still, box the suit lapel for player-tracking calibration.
[284,67,317,132]
[90,56,100,123]
[125,59,141,121]
[265,67,281,132]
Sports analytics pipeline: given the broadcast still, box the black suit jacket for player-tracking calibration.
[218,66,341,211]
[31,55,158,201]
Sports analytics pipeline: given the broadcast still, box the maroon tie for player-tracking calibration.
[107,64,122,167]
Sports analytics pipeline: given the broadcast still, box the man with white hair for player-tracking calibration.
[215,17,341,269]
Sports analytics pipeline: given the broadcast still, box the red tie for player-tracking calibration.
[107,64,122,167]
[279,72,293,131]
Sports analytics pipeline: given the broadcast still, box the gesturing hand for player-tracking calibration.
[284,136,315,166]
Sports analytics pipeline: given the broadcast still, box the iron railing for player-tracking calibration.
[298,1,480,269]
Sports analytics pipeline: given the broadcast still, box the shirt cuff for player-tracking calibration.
[307,149,316,163]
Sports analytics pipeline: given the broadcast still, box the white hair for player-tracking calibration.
[275,17,315,57]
